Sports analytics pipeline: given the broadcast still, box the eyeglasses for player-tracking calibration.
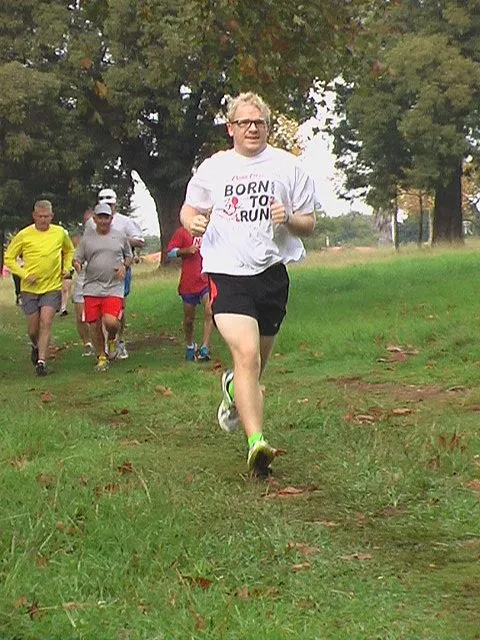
[230,118,268,131]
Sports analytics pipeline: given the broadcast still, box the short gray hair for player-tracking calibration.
[227,92,271,124]
[34,200,53,212]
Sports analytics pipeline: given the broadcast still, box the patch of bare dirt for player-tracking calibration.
[330,377,467,404]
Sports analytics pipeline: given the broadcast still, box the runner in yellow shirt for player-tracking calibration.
[4,200,75,376]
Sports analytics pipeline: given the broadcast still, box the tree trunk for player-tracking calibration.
[392,194,399,251]
[149,185,187,264]
[375,207,393,246]
[0,229,5,273]
[432,162,463,244]
[417,194,424,247]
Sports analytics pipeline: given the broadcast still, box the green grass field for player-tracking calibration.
[0,246,479,639]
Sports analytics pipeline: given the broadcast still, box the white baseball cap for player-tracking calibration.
[98,188,117,204]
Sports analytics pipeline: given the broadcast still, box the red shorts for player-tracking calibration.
[83,296,124,323]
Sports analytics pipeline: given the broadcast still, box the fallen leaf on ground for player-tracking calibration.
[155,385,173,396]
[438,432,464,451]
[27,600,41,619]
[9,456,29,470]
[235,586,280,600]
[40,392,53,403]
[117,460,133,474]
[137,601,151,614]
[341,552,372,561]
[292,562,311,572]
[466,480,480,495]
[36,473,56,488]
[95,483,121,495]
[264,485,318,499]
[14,595,27,609]
[287,542,322,556]
[179,575,213,590]
[391,407,414,416]
[314,520,340,528]
[426,455,441,469]
[119,439,141,446]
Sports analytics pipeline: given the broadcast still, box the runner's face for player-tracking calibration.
[94,214,113,234]
[32,208,53,231]
[227,104,269,157]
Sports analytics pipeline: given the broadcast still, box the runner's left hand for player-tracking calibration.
[270,200,289,225]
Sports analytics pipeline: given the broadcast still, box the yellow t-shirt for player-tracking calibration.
[4,224,75,294]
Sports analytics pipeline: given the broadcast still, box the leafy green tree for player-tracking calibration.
[332,0,480,244]
[0,1,112,270]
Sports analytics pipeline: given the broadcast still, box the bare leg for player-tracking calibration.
[259,334,276,377]
[183,302,195,345]
[37,306,57,362]
[117,301,126,340]
[200,293,213,348]
[60,279,71,313]
[75,302,91,345]
[214,314,262,438]
[26,311,40,347]
[91,319,106,356]
[103,313,120,341]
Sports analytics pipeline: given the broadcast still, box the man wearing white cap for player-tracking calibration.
[86,188,145,359]
[75,202,133,371]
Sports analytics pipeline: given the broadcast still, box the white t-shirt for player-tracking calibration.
[184,145,315,275]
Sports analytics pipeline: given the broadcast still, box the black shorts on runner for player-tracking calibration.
[208,262,289,336]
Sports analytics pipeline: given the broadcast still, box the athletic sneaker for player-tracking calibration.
[247,439,276,477]
[116,341,129,359]
[35,361,47,377]
[59,308,68,317]
[107,339,117,360]
[31,344,39,365]
[217,369,240,433]
[82,342,94,357]
[95,355,109,372]
[185,344,197,361]
[196,345,210,361]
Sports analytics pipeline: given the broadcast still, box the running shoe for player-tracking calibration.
[217,369,240,433]
[247,439,276,477]
[95,355,109,372]
[82,342,94,357]
[185,344,196,361]
[31,344,39,365]
[107,339,117,360]
[116,341,129,359]
[59,308,68,317]
[35,361,47,377]
[196,345,210,361]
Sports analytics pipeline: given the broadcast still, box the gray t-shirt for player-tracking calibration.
[74,228,133,297]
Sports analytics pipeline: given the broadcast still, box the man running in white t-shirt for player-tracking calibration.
[180,92,316,477]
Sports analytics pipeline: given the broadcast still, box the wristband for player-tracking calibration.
[167,248,180,260]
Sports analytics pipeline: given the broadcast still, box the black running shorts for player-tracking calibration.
[208,262,289,336]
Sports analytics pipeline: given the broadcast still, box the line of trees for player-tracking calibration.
[330,0,480,245]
